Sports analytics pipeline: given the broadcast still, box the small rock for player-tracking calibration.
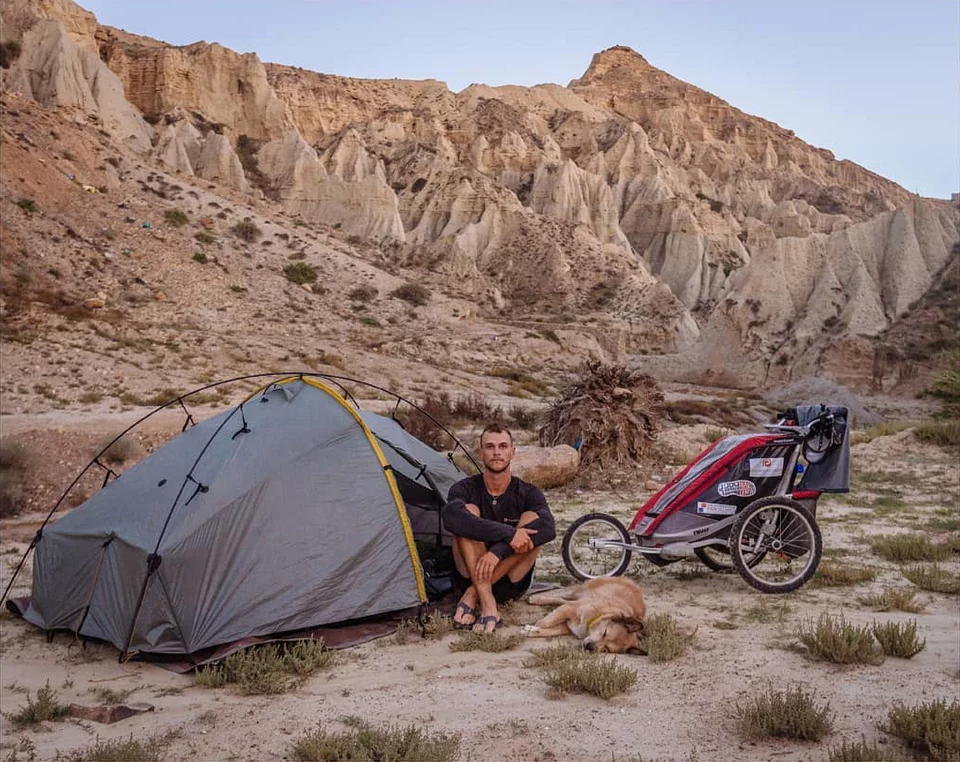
[69,702,154,724]
[644,479,661,490]
[84,297,105,309]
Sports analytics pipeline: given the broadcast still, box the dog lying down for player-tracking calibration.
[522,577,646,654]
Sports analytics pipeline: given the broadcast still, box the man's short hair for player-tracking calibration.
[480,422,513,445]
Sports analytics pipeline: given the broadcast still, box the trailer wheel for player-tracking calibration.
[729,497,821,593]
[562,513,633,581]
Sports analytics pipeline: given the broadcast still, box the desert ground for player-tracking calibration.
[0,390,957,762]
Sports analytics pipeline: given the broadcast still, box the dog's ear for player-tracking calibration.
[621,616,644,634]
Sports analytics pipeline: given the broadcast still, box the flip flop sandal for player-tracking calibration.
[453,602,479,629]
[474,615,503,632]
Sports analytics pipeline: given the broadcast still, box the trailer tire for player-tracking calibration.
[562,513,633,581]
[729,497,821,593]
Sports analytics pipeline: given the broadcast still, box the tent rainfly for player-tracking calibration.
[15,377,466,660]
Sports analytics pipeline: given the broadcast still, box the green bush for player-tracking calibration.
[0,440,28,518]
[391,282,430,306]
[164,208,189,227]
[870,534,952,563]
[283,262,318,285]
[192,251,208,264]
[1,40,23,69]
[194,640,334,695]
[17,197,37,214]
[828,736,905,761]
[3,682,70,726]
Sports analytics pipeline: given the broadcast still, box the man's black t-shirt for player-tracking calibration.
[443,474,556,560]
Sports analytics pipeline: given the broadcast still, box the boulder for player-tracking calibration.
[511,444,580,489]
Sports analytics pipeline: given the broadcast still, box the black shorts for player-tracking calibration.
[451,566,534,604]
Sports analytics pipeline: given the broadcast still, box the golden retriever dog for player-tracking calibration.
[521,577,646,654]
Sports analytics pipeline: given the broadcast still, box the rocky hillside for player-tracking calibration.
[1,0,957,410]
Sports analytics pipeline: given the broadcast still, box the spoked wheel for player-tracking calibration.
[562,513,633,581]
[729,496,822,593]
[695,544,766,573]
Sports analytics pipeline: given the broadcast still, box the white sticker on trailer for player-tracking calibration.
[749,457,784,477]
[697,501,737,515]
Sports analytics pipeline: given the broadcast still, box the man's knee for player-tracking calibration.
[464,503,481,517]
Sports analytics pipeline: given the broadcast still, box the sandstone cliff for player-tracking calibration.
[2,2,957,389]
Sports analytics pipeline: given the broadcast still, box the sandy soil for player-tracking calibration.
[0,419,958,762]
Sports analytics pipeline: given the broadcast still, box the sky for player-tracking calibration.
[80,0,959,199]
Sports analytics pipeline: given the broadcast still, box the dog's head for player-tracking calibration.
[582,615,646,655]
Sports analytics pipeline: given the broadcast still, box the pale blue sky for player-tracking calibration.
[82,0,959,198]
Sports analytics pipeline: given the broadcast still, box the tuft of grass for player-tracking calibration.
[88,686,137,705]
[56,732,175,761]
[901,563,960,594]
[794,612,884,665]
[859,587,926,613]
[735,684,833,741]
[291,717,460,762]
[851,421,912,445]
[523,644,637,700]
[810,562,878,588]
[395,613,452,644]
[827,736,905,762]
[871,619,926,658]
[194,640,335,694]
[283,262,317,285]
[541,655,637,700]
[164,208,189,226]
[915,419,960,447]
[869,534,952,563]
[880,699,960,761]
[3,682,71,727]
[192,251,208,264]
[194,231,216,245]
[640,613,695,663]
[448,631,523,653]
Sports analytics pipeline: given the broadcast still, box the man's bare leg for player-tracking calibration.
[453,511,540,633]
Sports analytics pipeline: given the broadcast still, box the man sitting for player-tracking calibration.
[443,423,556,632]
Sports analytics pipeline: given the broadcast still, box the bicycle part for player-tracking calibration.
[562,513,633,581]
[729,496,822,593]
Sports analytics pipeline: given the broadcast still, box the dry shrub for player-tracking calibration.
[859,587,926,613]
[291,717,460,762]
[735,684,833,742]
[3,682,70,727]
[828,736,905,761]
[881,699,960,761]
[810,562,878,588]
[0,440,29,518]
[871,619,926,658]
[901,563,960,594]
[870,534,952,563]
[539,361,663,477]
[194,640,334,695]
[56,733,176,762]
[395,613,452,643]
[399,392,455,450]
[448,631,523,652]
[795,612,884,665]
[640,613,696,663]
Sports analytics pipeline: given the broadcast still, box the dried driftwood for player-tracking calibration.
[538,361,664,473]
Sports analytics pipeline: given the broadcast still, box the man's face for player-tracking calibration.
[480,431,515,474]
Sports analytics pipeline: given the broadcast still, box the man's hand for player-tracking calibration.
[510,526,537,554]
[474,551,499,583]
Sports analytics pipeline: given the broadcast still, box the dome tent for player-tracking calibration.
[8,376,469,661]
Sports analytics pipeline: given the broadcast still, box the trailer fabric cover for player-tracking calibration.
[19,378,454,658]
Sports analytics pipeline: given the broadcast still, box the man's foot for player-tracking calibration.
[453,595,479,629]
[473,615,503,633]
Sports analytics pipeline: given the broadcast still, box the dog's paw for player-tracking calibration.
[521,625,540,636]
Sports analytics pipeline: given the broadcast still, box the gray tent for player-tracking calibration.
[17,377,466,659]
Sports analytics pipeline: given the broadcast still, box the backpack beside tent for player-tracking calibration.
[10,376,467,661]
